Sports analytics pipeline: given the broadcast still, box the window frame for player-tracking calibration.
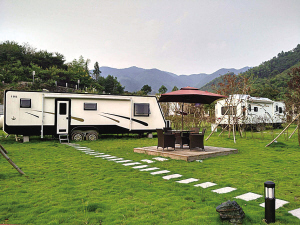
[84,103,97,111]
[20,98,31,108]
[134,103,150,116]
[221,106,237,115]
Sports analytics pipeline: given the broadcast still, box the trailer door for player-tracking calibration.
[56,100,70,134]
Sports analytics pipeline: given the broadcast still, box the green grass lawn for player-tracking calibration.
[0,128,300,224]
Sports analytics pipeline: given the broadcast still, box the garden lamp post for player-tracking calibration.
[264,181,275,223]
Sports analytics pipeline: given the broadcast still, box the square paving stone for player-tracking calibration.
[97,155,111,158]
[235,192,263,201]
[289,208,300,219]
[212,187,237,194]
[259,199,289,209]
[153,157,169,161]
[194,182,217,188]
[123,162,141,166]
[105,156,117,159]
[116,160,132,163]
[140,167,160,171]
[162,174,182,180]
[108,158,124,161]
[176,178,199,184]
[141,159,155,163]
[132,165,149,169]
[150,170,170,175]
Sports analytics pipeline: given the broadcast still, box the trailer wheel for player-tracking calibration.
[71,131,84,141]
[86,131,98,141]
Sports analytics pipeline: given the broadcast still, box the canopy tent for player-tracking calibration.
[158,86,226,130]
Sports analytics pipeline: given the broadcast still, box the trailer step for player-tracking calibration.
[59,134,69,144]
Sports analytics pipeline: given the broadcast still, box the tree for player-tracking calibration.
[172,86,179,91]
[286,66,300,145]
[141,84,152,95]
[158,85,168,94]
[93,62,101,81]
[98,75,124,95]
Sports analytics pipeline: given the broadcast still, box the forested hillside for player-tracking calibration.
[0,41,124,100]
[202,44,300,101]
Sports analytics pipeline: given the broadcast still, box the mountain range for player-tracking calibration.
[98,66,251,93]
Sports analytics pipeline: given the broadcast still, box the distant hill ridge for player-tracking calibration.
[97,66,251,93]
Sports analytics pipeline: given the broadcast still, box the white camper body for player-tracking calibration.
[215,94,286,130]
[4,90,166,140]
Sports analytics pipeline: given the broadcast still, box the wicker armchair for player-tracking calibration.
[156,129,175,150]
[189,128,206,151]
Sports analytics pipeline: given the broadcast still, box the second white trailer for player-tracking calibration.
[215,94,286,131]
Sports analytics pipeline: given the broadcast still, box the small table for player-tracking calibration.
[171,130,191,149]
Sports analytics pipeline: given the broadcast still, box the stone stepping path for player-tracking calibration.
[212,187,237,194]
[235,192,263,201]
[140,167,160,171]
[176,178,199,184]
[141,159,155,163]
[194,182,217,188]
[150,170,170,175]
[153,157,169,161]
[69,144,299,219]
[259,199,289,209]
[162,174,182,180]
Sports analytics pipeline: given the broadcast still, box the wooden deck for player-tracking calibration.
[133,145,238,162]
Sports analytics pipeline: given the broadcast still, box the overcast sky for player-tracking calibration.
[1,0,299,75]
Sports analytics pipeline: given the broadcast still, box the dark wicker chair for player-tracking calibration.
[189,128,206,151]
[163,127,172,134]
[156,129,175,150]
[180,132,190,148]
[190,127,200,134]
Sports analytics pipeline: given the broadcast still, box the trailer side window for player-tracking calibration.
[59,103,67,115]
[20,98,31,108]
[134,103,150,116]
[254,107,258,112]
[279,107,283,113]
[248,104,251,112]
[221,106,236,115]
[275,105,278,112]
[84,103,97,110]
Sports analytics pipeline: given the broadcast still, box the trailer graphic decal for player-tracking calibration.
[31,110,85,122]
[25,112,39,118]
[103,113,148,126]
[99,114,120,123]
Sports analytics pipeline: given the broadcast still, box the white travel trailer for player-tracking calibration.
[4,90,166,141]
[215,94,286,131]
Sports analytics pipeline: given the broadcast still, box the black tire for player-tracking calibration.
[86,131,98,141]
[71,131,84,141]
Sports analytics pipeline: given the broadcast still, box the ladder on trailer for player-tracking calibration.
[59,134,69,144]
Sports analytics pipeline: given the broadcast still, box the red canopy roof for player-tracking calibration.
[158,86,226,104]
